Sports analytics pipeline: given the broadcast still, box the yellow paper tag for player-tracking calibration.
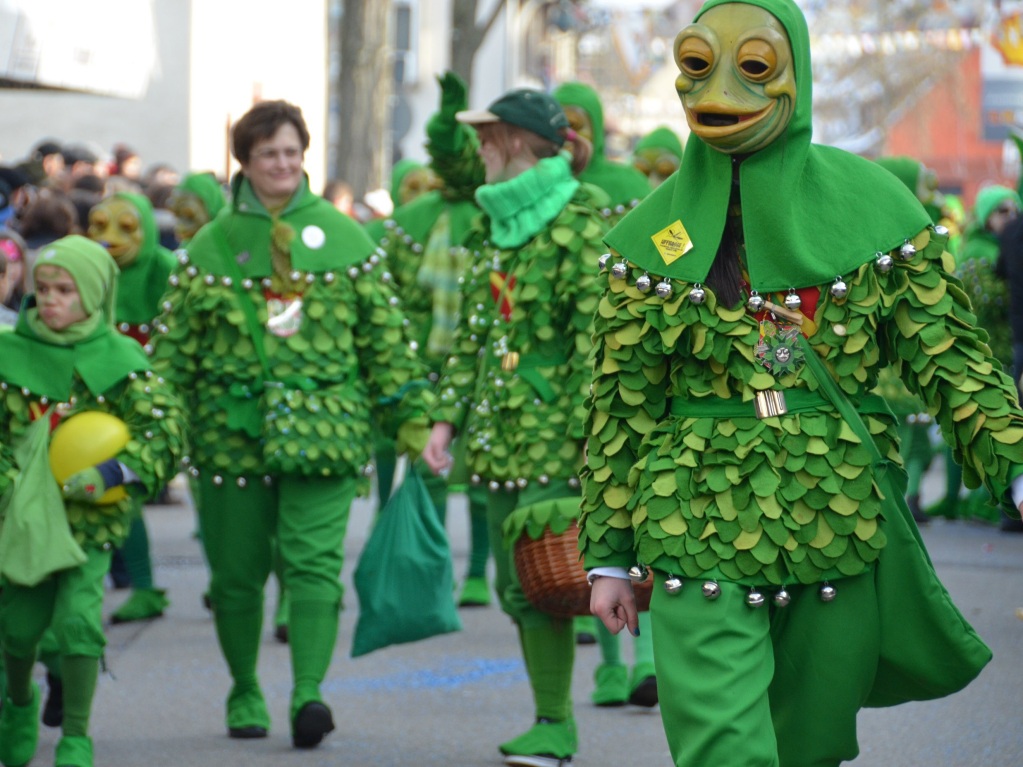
[651,220,694,266]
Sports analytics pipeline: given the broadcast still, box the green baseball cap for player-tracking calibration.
[457,88,569,146]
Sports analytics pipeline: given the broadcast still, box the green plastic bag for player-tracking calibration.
[0,418,86,586]
[351,466,462,657]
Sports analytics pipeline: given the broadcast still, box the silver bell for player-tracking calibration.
[747,292,765,312]
[898,240,917,260]
[819,583,837,602]
[784,290,802,311]
[636,274,652,293]
[598,253,611,272]
[628,565,649,583]
[611,261,629,279]
[934,224,949,236]
[701,581,722,600]
[655,280,673,299]
[874,253,894,273]
[830,278,848,299]
[689,284,706,305]
[664,576,684,595]
[773,588,791,607]
[746,589,766,608]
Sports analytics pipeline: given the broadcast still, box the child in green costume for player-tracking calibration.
[422,88,610,767]
[86,191,177,624]
[0,235,185,767]
[367,71,494,607]
[582,2,1023,766]
[630,126,684,189]
[149,100,433,750]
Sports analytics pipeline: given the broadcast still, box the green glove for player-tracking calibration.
[426,71,470,154]
[396,420,431,461]
[62,459,124,503]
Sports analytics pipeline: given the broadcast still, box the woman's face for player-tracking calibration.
[240,122,305,208]
[34,264,88,331]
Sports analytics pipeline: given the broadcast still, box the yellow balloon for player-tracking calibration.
[49,411,131,505]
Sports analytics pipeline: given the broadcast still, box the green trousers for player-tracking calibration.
[197,473,359,713]
[487,487,575,721]
[650,571,878,767]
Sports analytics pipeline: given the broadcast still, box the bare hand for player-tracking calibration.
[590,576,639,637]
[422,422,454,475]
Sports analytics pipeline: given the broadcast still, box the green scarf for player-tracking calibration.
[417,209,469,357]
[475,154,580,249]
[187,174,376,278]
[605,0,930,292]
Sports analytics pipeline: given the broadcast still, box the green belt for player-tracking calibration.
[669,390,893,420]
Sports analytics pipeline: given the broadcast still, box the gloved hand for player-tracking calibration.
[62,459,124,503]
[427,71,469,152]
[396,420,431,462]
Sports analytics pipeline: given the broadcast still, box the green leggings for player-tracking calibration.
[650,571,878,767]
[197,473,359,710]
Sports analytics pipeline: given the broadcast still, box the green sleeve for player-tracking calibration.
[579,248,670,570]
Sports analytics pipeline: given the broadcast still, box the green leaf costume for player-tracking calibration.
[150,174,434,491]
[579,2,1018,762]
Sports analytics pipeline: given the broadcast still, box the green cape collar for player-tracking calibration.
[185,174,377,277]
[0,302,151,400]
[606,0,930,292]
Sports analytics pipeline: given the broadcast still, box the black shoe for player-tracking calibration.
[42,672,63,727]
[274,623,289,644]
[291,701,335,749]
[228,725,268,739]
[574,632,596,646]
[1001,514,1023,533]
[627,675,658,708]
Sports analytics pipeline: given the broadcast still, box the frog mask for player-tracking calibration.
[87,196,144,269]
[170,189,211,244]
[674,3,796,155]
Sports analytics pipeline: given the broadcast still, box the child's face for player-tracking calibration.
[35,265,88,331]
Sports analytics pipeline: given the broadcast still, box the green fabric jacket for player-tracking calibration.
[433,182,611,485]
[0,310,185,549]
[149,175,433,491]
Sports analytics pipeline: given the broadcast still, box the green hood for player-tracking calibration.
[109,192,177,325]
[554,81,652,206]
[178,172,226,219]
[606,0,930,292]
[634,126,684,160]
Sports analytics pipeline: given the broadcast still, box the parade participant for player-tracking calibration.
[149,99,433,749]
[170,172,226,247]
[553,81,651,214]
[581,2,1020,766]
[0,235,184,767]
[554,79,658,707]
[87,191,177,623]
[631,126,684,189]
[422,87,608,767]
[369,71,493,607]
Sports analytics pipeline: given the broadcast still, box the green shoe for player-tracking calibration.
[110,588,169,624]
[458,576,492,607]
[499,717,577,765]
[628,661,658,708]
[591,662,628,707]
[226,683,270,738]
[54,735,93,767]
[0,683,40,767]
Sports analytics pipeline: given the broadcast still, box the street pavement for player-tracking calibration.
[23,462,1023,767]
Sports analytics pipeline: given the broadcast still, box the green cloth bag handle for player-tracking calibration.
[797,334,992,707]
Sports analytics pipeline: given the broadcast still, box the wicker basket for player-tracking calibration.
[513,519,653,619]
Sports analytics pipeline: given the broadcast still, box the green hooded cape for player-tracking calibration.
[553,81,652,207]
[605,0,931,292]
[108,192,178,325]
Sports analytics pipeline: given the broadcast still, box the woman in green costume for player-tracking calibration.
[87,191,178,623]
[422,88,609,767]
[0,235,185,767]
[149,100,433,750]
[582,2,1023,765]
[367,71,494,607]
[553,81,659,707]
